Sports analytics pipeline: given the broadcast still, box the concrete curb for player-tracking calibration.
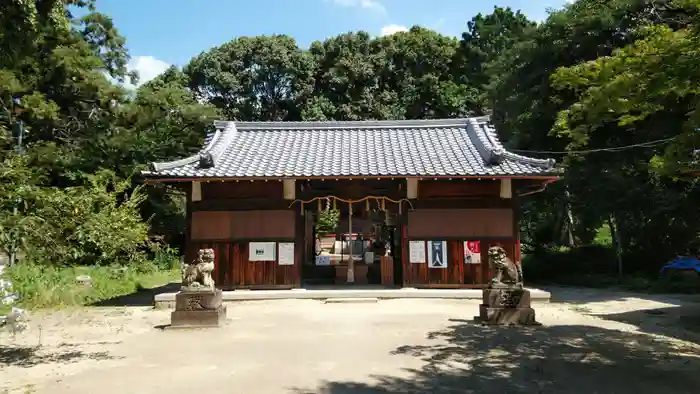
[154,288,551,309]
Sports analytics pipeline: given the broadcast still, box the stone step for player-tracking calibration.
[323,298,379,304]
[153,288,552,309]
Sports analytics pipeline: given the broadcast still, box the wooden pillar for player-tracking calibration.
[184,183,195,264]
[346,201,354,283]
[512,194,522,264]
[294,203,304,287]
[500,178,512,199]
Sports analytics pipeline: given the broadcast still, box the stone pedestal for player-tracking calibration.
[169,289,227,328]
[476,288,539,326]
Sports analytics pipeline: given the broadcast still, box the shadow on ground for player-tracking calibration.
[296,318,700,394]
[543,285,700,305]
[89,282,181,307]
[591,304,700,345]
[0,345,119,368]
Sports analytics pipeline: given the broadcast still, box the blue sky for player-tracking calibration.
[87,0,572,86]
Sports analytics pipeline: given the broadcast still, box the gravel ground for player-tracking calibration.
[1,288,700,394]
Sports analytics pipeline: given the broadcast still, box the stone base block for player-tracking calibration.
[168,289,227,329]
[482,288,531,308]
[475,288,540,326]
[476,305,540,326]
[175,289,223,310]
[170,305,227,328]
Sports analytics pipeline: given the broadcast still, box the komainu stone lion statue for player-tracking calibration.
[181,248,216,291]
[487,245,523,289]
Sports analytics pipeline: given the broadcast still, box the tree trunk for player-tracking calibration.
[608,214,623,281]
[564,187,575,247]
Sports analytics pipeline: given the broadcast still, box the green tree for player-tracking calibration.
[304,31,400,121]
[457,6,537,115]
[375,26,469,119]
[489,0,700,273]
[185,35,315,121]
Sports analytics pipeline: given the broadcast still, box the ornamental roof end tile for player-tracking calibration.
[143,117,558,179]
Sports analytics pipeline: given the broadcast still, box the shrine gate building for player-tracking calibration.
[143,117,558,289]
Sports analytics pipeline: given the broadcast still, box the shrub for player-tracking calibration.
[0,158,150,267]
[523,244,618,283]
[317,207,340,234]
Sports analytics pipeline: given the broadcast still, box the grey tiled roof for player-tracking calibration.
[144,117,556,179]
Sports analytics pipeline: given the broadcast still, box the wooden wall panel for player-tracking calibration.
[191,211,233,240]
[230,210,295,239]
[418,179,500,198]
[401,236,518,288]
[191,210,295,240]
[188,240,299,289]
[403,240,465,287]
[202,181,283,200]
[406,209,513,238]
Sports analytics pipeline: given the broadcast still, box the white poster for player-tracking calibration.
[249,242,276,261]
[428,241,448,269]
[315,255,331,266]
[465,241,481,264]
[409,240,426,263]
[278,242,295,265]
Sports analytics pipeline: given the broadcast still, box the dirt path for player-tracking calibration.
[1,289,700,394]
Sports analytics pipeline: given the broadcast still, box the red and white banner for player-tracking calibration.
[464,241,481,264]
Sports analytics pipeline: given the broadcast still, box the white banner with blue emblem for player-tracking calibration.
[428,240,448,269]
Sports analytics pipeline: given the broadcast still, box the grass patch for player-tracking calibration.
[1,262,180,310]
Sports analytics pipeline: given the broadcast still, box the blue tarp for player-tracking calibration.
[660,256,700,274]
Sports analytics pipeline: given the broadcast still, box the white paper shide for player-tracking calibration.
[248,242,276,261]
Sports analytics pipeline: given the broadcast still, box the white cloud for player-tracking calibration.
[330,0,386,13]
[380,24,409,36]
[125,56,170,88]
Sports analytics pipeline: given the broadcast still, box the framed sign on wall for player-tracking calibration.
[465,241,481,264]
[249,242,276,261]
[278,242,294,265]
[428,240,448,269]
[409,240,426,263]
